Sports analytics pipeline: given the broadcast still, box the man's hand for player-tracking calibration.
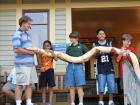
[27,50,35,55]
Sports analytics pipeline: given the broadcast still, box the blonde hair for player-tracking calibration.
[122,34,133,41]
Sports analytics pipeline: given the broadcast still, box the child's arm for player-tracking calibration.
[116,55,123,62]
[93,43,100,58]
[50,50,58,61]
[116,48,126,62]
[36,53,42,65]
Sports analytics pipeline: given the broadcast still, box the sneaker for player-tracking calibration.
[27,103,34,105]
[71,103,75,105]
[98,102,104,105]
[42,103,47,105]
[108,101,115,105]
[79,103,83,105]
[109,103,115,105]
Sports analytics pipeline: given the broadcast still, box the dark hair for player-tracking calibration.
[69,31,79,38]
[19,16,32,26]
[122,34,133,41]
[43,40,53,50]
[96,28,105,35]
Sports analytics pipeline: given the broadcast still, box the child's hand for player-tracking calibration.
[120,49,125,55]
[95,49,101,58]
[125,50,130,56]
[120,49,130,56]
[57,53,62,58]
[49,50,54,53]
[110,48,117,54]
[34,49,42,54]
[95,49,100,54]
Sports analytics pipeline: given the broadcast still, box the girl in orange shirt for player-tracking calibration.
[37,40,57,105]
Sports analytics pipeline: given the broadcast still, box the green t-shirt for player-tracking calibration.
[66,43,89,57]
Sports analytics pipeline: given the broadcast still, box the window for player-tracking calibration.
[24,10,49,48]
[0,0,16,4]
[22,0,49,4]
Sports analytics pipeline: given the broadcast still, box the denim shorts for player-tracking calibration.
[64,63,85,87]
[97,74,115,93]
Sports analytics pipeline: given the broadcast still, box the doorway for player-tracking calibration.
[72,8,140,79]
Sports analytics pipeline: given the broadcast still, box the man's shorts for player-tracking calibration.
[15,66,38,85]
[64,63,85,87]
[97,74,115,93]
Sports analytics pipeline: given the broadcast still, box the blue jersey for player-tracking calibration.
[94,39,114,75]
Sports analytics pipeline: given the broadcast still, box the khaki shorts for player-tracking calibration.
[15,66,38,85]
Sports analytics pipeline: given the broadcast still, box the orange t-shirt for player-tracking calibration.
[39,54,53,72]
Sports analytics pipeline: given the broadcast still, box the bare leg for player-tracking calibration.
[2,87,15,100]
[25,85,33,105]
[25,85,32,99]
[21,92,26,100]
[70,87,75,104]
[16,85,22,105]
[42,87,46,104]
[77,86,84,104]
[48,87,53,105]
[109,93,113,101]
[16,85,22,100]
[99,92,104,101]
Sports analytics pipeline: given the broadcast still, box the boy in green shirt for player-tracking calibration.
[64,32,88,105]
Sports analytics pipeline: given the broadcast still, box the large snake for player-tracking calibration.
[27,46,140,79]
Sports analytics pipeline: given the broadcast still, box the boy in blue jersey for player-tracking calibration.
[12,16,38,105]
[93,28,116,105]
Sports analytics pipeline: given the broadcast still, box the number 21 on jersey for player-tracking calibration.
[101,55,109,63]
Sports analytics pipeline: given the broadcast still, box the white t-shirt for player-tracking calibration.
[7,67,16,85]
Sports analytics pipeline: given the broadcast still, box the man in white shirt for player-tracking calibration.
[2,68,35,105]
[2,68,16,101]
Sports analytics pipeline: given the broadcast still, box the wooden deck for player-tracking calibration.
[0,72,124,105]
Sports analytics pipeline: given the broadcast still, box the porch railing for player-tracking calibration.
[123,60,140,105]
[36,72,67,92]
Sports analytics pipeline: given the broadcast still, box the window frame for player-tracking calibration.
[23,9,50,40]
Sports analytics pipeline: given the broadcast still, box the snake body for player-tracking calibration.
[27,46,140,78]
